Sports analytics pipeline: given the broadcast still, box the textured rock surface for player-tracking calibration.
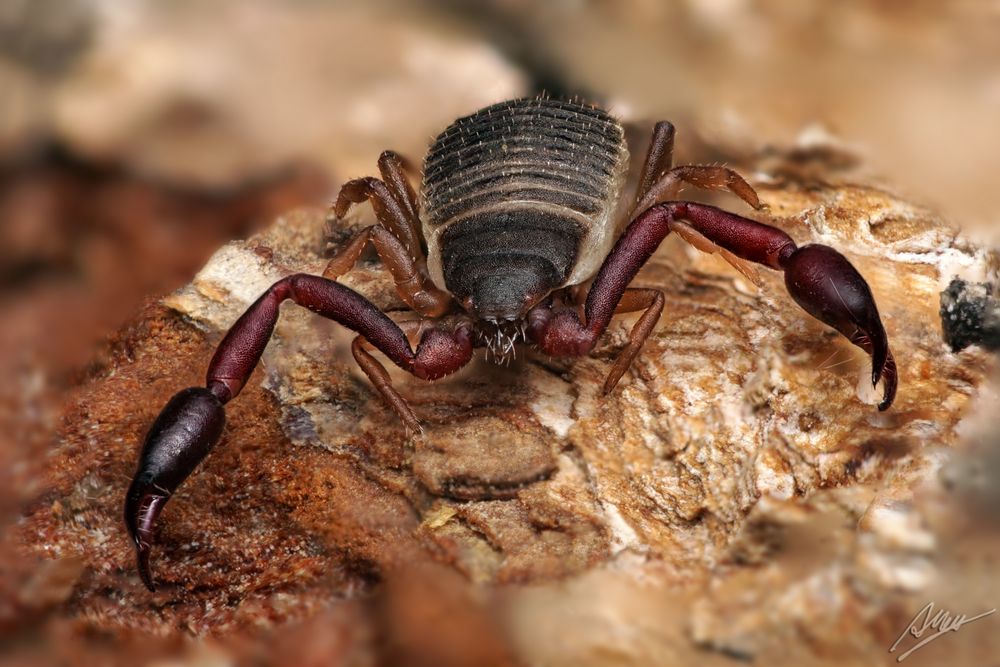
[11,137,998,663]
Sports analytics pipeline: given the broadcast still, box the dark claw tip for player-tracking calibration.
[124,484,169,592]
[136,541,154,593]
[876,350,898,412]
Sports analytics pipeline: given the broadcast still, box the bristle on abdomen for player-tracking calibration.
[422,98,627,228]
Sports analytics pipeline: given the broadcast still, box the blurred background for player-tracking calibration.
[2,0,999,664]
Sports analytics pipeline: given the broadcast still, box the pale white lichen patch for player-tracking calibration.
[164,242,284,331]
[600,499,642,555]
[857,548,934,592]
[863,503,936,553]
[855,359,883,407]
[754,453,795,501]
[527,366,576,439]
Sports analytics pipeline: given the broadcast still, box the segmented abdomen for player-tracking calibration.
[423,98,626,227]
[421,98,629,295]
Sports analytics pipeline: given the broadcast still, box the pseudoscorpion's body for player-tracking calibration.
[125,97,898,591]
[422,99,630,320]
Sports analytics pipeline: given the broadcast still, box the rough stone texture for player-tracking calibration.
[10,135,998,663]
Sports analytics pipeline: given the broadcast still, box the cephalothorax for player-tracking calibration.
[125,98,897,590]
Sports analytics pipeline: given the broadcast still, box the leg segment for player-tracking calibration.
[331,175,423,262]
[633,121,675,209]
[323,224,453,317]
[326,153,452,316]
[125,274,472,591]
[630,120,761,217]
[562,286,666,392]
[528,202,896,409]
[632,165,762,218]
[377,150,421,226]
[613,287,665,315]
[353,336,422,433]
[350,318,443,434]
[603,288,665,393]
[351,321,474,434]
